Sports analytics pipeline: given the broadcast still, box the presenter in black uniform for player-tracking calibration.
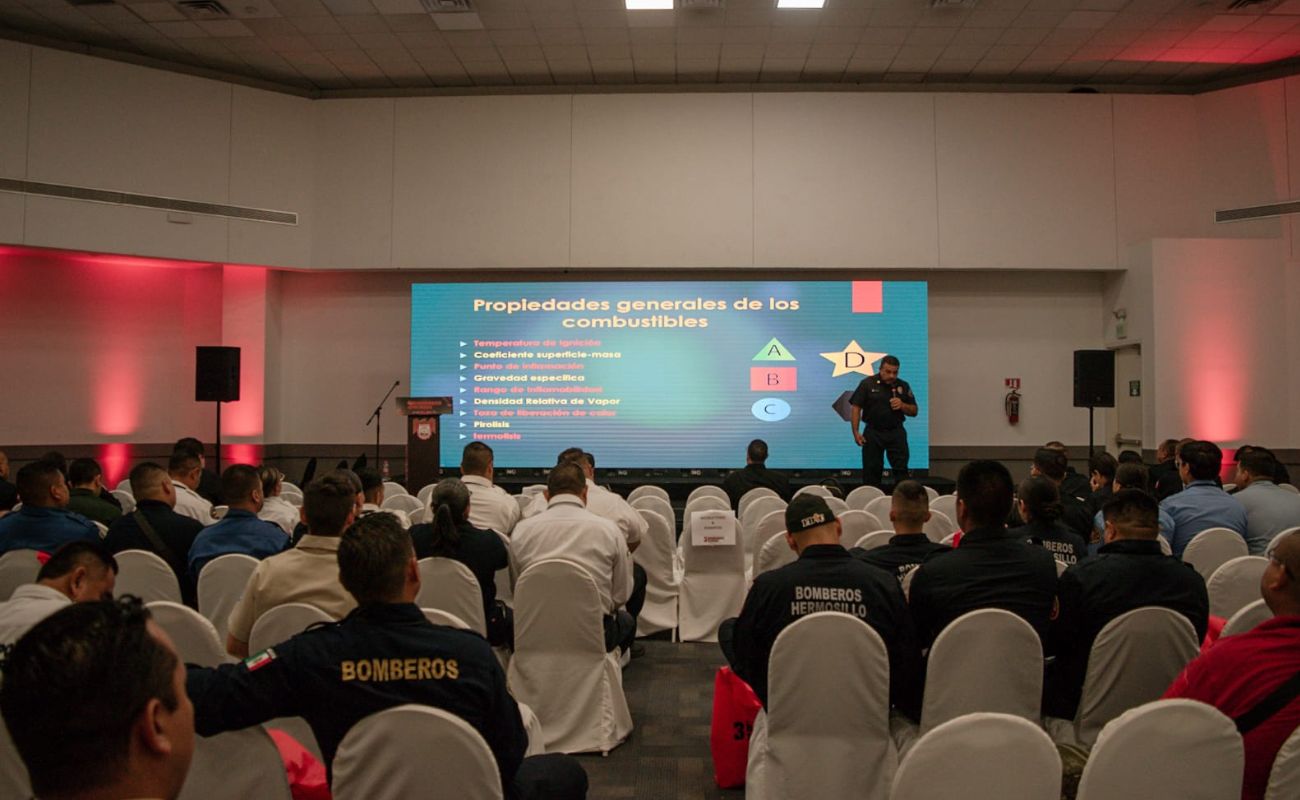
[850,355,917,488]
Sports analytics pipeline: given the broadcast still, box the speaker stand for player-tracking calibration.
[214,401,223,475]
[1087,405,1095,456]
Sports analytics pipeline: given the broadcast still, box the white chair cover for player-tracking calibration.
[742,498,787,549]
[825,497,850,516]
[416,483,438,506]
[855,530,895,552]
[747,509,787,561]
[922,510,956,543]
[0,549,40,601]
[754,532,797,578]
[746,612,895,800]
[917,609,1043,736]
[627,485,670,504]
[211,505,229,522]
[281,490,303,508]
[940,532,957,546]
[1049,606,1199,747]
[197,553,259,643]
[632,509,678,637]
[248,602,334,653]
[631,495,676,540]
[1056,559,1069,577]
[111,489,136,513]
[1183,527,1250,580]
[892,713,1060,800]
[416,557,487,638]
[332,705,503,800]
[115,478,134,493]
[929,493,958,525]
[682,495,730,525]
[901,567,919,599]
[0,710,31,798]
[838,509,874,548]
[1077,699,1243,800]
[1266,723,1300,800]
[422,607,471,628]
[517,702,547,757]
[113,549,182,604]
[491,528,514,608]
[1279,483,1300,495]
[1207,555,1269,619]
[1222,598,1273,638]
[147,601,229,666]
[1159,536,1173,555]
[514,494,531,515]
[678,515,745,642]
[792,485,833,499]
[686,485,728,506]
[521,484,545,497]
[382,481,408,497]
[924,485,939,501]
[846,484,885,511]
[382,494,425,515]
[1268,526,1300,555]
[506,559,632,754]
[737,487,779,520]
[864,494,893,522]
[178,725,291,800]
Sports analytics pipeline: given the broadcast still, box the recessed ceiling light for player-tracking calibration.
[626,0,672,8]
[776,0,824,7]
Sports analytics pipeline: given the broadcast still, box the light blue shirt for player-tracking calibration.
[1160,480,1248,558]
[0,506,99,556]
[1233,480,1300,555]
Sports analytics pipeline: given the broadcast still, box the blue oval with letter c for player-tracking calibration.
[752,398,791,422]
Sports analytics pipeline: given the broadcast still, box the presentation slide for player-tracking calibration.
[411,280,928,470]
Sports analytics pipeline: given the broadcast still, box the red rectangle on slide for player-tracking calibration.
[750,367,797,391]
[852,281,883,313]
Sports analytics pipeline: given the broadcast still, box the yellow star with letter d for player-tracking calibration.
[820,340,888,378]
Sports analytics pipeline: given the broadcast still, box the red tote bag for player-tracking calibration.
[710,666,762,788]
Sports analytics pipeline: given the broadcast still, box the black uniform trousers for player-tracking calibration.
[602,562,648,652]
[862,427,910,488]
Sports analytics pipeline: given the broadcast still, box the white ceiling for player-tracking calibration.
[3,0,1300,94]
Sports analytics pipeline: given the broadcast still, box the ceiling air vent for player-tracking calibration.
[1227,0,1269,9]
[176,0,232,18]
[421,0,473,11]
[65,0,114,7]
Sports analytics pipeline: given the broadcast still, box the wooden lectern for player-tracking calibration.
[398,396,452,491]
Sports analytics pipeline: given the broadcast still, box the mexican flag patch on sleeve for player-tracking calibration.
[244,648,277,672]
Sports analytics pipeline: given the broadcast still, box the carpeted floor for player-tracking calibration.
[576,640,745,799]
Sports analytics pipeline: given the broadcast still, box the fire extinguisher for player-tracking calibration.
[1005,389,1021,425]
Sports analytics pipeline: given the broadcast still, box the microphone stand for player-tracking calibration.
[366,380,401,472]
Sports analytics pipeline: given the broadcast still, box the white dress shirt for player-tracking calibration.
[258,495,300,535]
[511,494,632,614]
[172,481,216,526]
[524,479,646,549]
[0,584,71,649]
[462,474,522,536]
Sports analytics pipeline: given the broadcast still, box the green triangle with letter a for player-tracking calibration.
[753,337,796,361]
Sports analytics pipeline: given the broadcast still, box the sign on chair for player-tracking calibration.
[692,511,737,547]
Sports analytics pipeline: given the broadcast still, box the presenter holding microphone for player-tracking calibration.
[850,355,918,488]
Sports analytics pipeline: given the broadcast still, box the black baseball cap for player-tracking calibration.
[785,495,837,534]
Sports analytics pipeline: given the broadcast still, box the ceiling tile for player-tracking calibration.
[582,27,629,43]
[288,14,345,33]
[577,9,625,28]
[370,0,424,11]
[199,19,256,36]
[321,0,379,14]
[350,30,402,46]
[721,41,764,58]
[1060,10,1114,28]
[151,20,208,38]
[274,0,333,17]
[677,26,724,43]
[336,13,392,31]
[721,26,770,43]
[305,32,355,47]
[535,26,585,42]
[807,41,854,59]
[819,9,870,28]
[498,43,545,59]
[489,27,540,43]
[129,3,187,22]
[676,41,719,58]
[384,13,439,31]
[766,41,810,58]
[586,42,629,58]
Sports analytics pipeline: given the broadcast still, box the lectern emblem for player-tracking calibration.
[415,421,433,441]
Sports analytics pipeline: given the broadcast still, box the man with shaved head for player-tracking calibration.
[1164,529,1300,800]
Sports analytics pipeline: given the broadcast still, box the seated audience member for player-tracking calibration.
[1161,440,1248,558]
[0,449,17,512]
[187,465,289,580]
[1085,450,1118,516]
[0,541,117,654]
[409,478,513,649]
[1235,444,1292,490]
[910,460,1058,648]
[1150,438,1184,501]
[66,458,122,527]
[256,465,299,535]
[186,513,588,799]
[1234,450,1300,556]
[1091,462,1177,545]
[175,436,221,505]
[104,462,205,608]
[1163,529,1300,800]
[1045,441,1091,501]
[224,471,360,658]
[1047,490,1208,719]
[459,442,521,536]
[1,597,195,800]
[1118,450,1144,465]
[720,494,919,716]
[1026,447,1094,540]
[357,467,385,515]
[722,439,792,509]
[1010,476,1088,565]
[512,462,637,655]
[850,479,949,580]
[290,469,361,547]
[168,450,215,527]
[0,459,100,556]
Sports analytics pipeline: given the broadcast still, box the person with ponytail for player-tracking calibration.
[1010,475,1088,566]
[408,478,512,649]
